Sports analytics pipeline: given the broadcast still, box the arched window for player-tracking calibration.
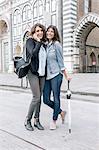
[39,0,43,16]
[32,0,57,26]
[90,52,96,65]
[22,5,31,22]
[33,1,38,18]
[45,0,57,12]
[13,9,21,25]
[33,0,43,24]
[51,0,56,12]
[98,55,99,65]
[45,0,57,26]
[46,0,50,12]
[13,9,21,37]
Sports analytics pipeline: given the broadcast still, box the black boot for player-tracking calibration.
[34,118,44,130]
[24,118,34,131]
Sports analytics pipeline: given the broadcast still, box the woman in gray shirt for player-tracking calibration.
[43,25,71,130]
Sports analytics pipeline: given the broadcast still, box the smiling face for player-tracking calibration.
[35,26,44,40]
[46,27,55,41]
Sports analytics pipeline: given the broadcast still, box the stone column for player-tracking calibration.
[8,11,14,73]
[57,0,63,39]
[63,0,77,72]
[8,0,14,73]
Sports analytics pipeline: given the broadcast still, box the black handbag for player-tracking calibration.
[13,56,31,78]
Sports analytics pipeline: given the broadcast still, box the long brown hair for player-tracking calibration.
[46,25,61,42]
[30,23,46,42]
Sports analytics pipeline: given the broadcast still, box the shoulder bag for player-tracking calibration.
[13,56,31,78]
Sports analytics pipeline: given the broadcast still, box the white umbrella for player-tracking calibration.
[66,80,72,133]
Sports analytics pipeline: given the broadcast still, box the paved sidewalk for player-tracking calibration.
[0,89,99,150]
[0,73,99,96]
[0,73,99,150]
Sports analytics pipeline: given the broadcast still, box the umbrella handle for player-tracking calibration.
[68,80,70,90]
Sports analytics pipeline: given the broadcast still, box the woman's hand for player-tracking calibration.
[63,69,71,81]
[66,76,71,81]
[33,33,40,42]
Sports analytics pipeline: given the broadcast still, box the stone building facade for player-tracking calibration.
[75,0,99,73]
[0,0,99,73]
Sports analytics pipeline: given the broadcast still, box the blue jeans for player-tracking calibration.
[43,73,63,120]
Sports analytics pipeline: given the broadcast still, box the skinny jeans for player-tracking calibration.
[43,73,63,120]
[27,70,45,121]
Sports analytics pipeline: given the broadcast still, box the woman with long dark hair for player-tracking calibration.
[43,25,71,130]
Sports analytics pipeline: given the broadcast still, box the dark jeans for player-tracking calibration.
[43,73,63,120]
